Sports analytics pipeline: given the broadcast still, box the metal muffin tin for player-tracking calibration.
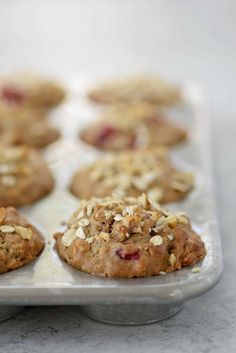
[0,78,223,325]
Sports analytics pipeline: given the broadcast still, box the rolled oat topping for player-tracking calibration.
[0,146,30,187]
[61,194,189,247]
[70,148,194,204]
[0,224,33,240]
[88,75,181,106]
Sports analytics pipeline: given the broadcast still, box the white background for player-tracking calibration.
[0,1,235,352]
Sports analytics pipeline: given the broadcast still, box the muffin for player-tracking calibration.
[54,194,206,278]
[80,105,186,151]
[0,145,54,207]
[0,207,44,273]
[0,111,60,149]
[0,103,46,121]
[0,72,65,109]
[70,147,194,204]
[87,74,181,106]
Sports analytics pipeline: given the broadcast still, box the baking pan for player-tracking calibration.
[0,78,223,325]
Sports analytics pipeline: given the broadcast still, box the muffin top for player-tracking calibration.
[0,145,54,207]
[61,194,191,247]
[55,194,206,278]
[0,112,60,149]
[0,72,65,108]
[0,206,45,273]
[70,147,194,203]
[88,75,181,106]
[80,107,187,151]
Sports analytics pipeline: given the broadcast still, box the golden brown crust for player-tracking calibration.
[80,104,187,151]
[0,72,65,109]
[70,148,194,204]
[54,195,206,278]
[87,75,181,106]
[0,207,44,273]
[0,105,60,149]
[0,146,54,207]
[80,118,186,151]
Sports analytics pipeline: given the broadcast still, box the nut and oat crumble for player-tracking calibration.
[70,148,194,204]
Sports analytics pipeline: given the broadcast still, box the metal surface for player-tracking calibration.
[0,79,223,325]
[80,303,184,325]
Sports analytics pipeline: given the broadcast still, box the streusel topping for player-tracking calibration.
[0,207,32,240]
[61,194,189,248]
[75,148,194,203]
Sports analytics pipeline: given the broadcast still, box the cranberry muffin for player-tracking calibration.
[80,105,186,151]
[0,112,60,149]
[0,207,44,273]
[54,195,206,278]
[0,145,54,207]
[70,147,194,204]
[0,72,65,109]
[87,75,181,106]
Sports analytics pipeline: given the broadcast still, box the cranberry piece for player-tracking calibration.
[116,248,140,260]
[127,135,136,149]
[96,126,117,146]
[147,115,163,124]
[1,86,24,105]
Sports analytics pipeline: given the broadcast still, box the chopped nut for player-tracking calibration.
[150,235,163,246]
[165,214,177,228]
[76,226,86,239]
[138,193,148,208]
[169,253,176,266]
[167,233,174,241]
[0,225,15,233]
[77,209,85,219]
[86,237,94,244]
[191,267,201,273]
[98,232,110,241]
[114,214,123,221]
[15,226,32,240]
[125,206,135,216]
[134,226,142,233]
[86,204,93,217]
[178,215,188,224]
[62,229,77,247]
[156,216,166,225]
[78,218,90,227]
[105,211,112,220]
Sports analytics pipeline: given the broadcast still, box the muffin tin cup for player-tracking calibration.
[0,79,223,325]
[80,302,184,325]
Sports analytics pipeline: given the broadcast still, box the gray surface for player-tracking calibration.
[0,0,235,352]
